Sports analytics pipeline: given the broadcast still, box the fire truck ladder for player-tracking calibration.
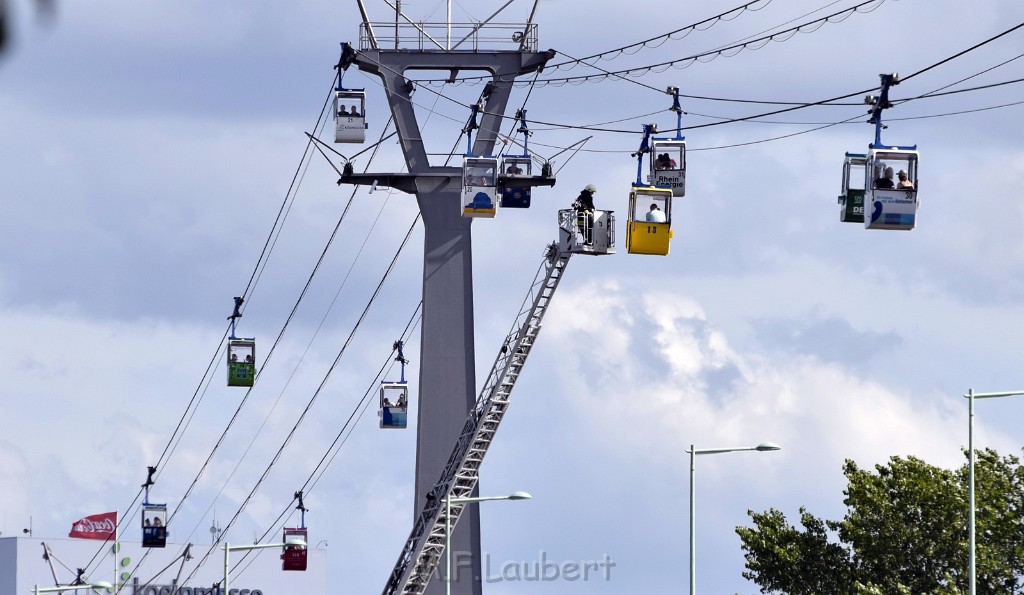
[383,242,574,595]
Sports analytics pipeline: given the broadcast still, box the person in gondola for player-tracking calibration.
[875,166,895,189]
[572,184,597,244]
[655,153,676,170]
[896,170,914,189]
[506,163,523,175]
[397,395,407,408]
[646,203,666,223]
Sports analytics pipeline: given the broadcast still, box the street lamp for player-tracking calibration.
[964,388,1024,595]
[688,442,781,595]
[222,538,306,595]
[33,582,114,595]
[445,491,532,595]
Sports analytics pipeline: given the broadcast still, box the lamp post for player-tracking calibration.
[445,491,532,595]
[688,442,781,595]
[222,538,306,595]
[33,582,114,595]
[965,388,1024,595]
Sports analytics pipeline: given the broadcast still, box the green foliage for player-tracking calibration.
[736,449,1024,594]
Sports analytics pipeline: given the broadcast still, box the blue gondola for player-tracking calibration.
[227,297,256,387]
[282,491,308,571]
[859,73,920,230]
[499,110,535,209]
[141,466,167,548]
[380,341,410,429]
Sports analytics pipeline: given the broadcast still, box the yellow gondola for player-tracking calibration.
[626,186,673,255]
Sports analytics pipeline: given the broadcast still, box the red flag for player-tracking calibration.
[68,511,117,540]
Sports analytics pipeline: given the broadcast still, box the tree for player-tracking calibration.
[736,449,1024,594]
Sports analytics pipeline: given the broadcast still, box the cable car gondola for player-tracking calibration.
[333,45,367,144]
[499,156,532,208]
[462,156,499,218]
[499,110,536,209]
[227,297,256,387]
[626,123,674,255]
[626,185,673,255]
[460,104,499,218]
[141,466,167,548]
[860,73,919,230]
[334,89,367,144]
[282,492,308,571]
[379,340,410,429]
[839,153,867,223]
[648,87,686,197]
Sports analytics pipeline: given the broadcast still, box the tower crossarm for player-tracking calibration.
[382,242,573,595]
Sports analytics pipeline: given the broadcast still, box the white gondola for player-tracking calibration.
[839,152,867,223]
[462,157,498,218]
[859,73,919,230]
[499,156,533,208]
[379,341,410,429]
[334,89,367,143]
[379,381,408,429]
[864,145,919,230]
[649,139,686,197]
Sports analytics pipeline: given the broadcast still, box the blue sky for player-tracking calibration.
[2,0,1024,593]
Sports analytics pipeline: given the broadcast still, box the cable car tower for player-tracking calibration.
[335,4,556,594]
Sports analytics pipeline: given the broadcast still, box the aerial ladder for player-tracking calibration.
[382,236,592,595]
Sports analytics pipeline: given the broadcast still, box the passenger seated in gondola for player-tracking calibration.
[349,106,360,116]
[645,203,666,223]
[875,166,895,189]
[397,395,407,408]
[153,517,163,528]
[145,519,152,527]
[383,398,393,407]
[506,164,523,175]
[896,170,913,189]
[655,153,676,170]
[230,354,238,362]
[245,355,253,363]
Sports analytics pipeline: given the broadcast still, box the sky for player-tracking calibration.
[1,0,1024,593]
